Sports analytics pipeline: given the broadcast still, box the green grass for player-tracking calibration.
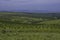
[0,12,60,40]
[41,19,60,24]
[0,32,60,40]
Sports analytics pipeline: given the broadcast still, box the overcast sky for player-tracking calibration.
[0,0,60,12]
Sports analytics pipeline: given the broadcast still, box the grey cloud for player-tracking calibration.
[0,0,11,1]
[0,0,60,12]
[0,0,60,4]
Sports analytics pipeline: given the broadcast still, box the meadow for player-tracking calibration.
[0,12,60,40]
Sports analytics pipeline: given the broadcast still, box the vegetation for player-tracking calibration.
[0,12,60,40]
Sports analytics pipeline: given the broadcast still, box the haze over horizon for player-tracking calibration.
[0,0,60,13]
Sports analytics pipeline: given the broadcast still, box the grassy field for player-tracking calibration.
[0,12,60,40]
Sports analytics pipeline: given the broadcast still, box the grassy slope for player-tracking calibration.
[0,12,60,40]
[41,19,60,24]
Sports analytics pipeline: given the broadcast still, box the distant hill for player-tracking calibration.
[0,10,60,13]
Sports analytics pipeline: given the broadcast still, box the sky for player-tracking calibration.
[0,0,60,12]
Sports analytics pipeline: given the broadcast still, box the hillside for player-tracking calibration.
[41,19,60,24]
[0,12,60,40]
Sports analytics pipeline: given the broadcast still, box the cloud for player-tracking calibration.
[0,0,60,6]
[11,0,60,4]
[0,0,60,12]
[0,0,11,1]
[0,0,60,4]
